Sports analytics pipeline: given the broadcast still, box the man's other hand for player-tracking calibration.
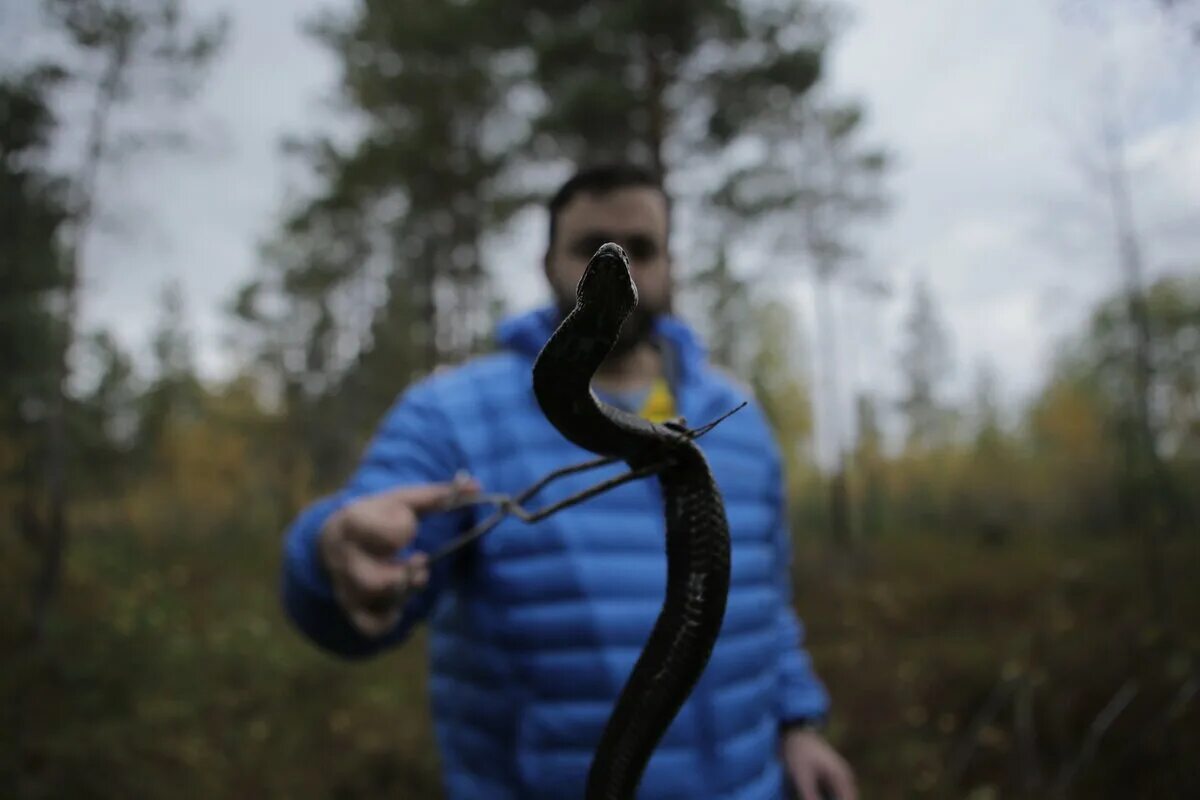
[782,727,858,800]
[318,477,477,637]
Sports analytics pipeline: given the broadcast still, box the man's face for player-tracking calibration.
[544,185,672,356]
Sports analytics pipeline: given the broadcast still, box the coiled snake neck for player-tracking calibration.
[532,243,732,800]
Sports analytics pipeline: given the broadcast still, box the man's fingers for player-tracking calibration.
[345,513,412,554]
[349,606,400,638]
[385,476,479,516]
[795,771,820,800]
[827,763,857,800]
[339,476,480,555]
[332,581,398,638]
[338,553,431,637]
[407,552,430,589]
[346,548,409,602]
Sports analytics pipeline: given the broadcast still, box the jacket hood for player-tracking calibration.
[495,305,708,388]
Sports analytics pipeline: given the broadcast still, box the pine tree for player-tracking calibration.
[898,279,954,450]
[243,0,887,500]
[0,67,71,563]
[852,394,885,538]
[28,0,227,641]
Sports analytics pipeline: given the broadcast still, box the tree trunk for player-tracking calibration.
[29,41,128,643]
[642,37,667,177]
[813,270,852,548]
[1101,104,1175,624]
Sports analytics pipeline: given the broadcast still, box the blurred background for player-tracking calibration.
[2,0,1198,797]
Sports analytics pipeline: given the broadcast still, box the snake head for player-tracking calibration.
[577,242,638,318]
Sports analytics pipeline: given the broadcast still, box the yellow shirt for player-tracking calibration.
[638,376,677,423]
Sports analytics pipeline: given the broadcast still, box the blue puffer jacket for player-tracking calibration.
[283,306,830,799]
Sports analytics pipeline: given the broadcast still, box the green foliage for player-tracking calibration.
[838,274,1199,542]
[139,283,203,454]
[1037,273,1200,531]
[0,66,71,543]
[519,0,826,172]
[899,279,955,450]
[851,395,886,538]
[796,534,1200,797]
[0,67,70,408]
[1,519,441,800]
[69,331,139,495]
[240,0,873,492]
[748,297,814,491]
[1068,274,1200,460]
[1025,372,1120,533]
[4,495,1196,798]
[13,0,229,646]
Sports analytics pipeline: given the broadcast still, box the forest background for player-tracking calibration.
[3,0,1199,797]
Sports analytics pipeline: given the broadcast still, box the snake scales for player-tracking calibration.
[532,243,733,799]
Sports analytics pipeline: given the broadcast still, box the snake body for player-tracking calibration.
[532,243,732,800]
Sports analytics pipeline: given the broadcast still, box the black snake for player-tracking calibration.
[532,243,732,799]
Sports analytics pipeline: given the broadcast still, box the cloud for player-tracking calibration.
[821,0,1199,437]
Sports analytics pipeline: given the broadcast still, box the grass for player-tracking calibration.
[3,526,1197,798]
[796,533,1200,797]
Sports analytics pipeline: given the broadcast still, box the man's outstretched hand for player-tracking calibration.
[318,477,478,637]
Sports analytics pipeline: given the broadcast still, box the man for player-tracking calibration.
[282,164,857,800]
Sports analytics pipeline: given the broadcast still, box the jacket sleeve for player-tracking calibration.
[768,446,832,726]
[281,380,470,659]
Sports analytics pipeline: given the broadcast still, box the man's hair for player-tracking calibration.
[546,163,668,251]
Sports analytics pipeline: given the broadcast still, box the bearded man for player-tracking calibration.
[282,163,857,800]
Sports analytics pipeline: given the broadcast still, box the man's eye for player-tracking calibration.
[573,238,609,258]
[569,235,660,262]
[625,238,659,261]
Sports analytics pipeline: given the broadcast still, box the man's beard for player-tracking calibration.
[555,298,659,359]
[607,305,658,358]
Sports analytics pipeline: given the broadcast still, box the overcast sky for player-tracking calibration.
[6,0,1198,452]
